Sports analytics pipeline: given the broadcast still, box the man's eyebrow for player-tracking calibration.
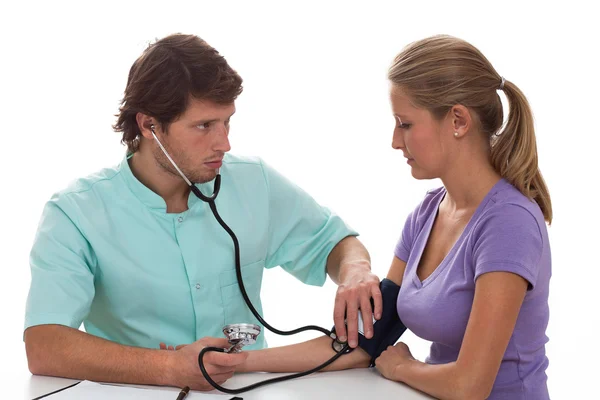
[191,111,236,125]
[192,118,217,125]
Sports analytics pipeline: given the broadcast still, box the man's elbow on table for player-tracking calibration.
[25,325,64,376]
[25,327,44,375]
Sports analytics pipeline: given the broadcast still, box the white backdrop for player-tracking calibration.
[1,1,598,398]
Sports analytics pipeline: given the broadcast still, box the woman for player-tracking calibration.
[185,35,552,399]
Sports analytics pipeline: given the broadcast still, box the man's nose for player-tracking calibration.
[214,125,231,152]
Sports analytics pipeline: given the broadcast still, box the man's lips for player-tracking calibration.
[205,159,223,168]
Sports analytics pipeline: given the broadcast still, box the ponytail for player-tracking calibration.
[492,80,552,223]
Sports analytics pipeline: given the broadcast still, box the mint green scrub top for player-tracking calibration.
[25,153,357,350]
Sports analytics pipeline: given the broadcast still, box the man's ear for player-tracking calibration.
[136,112,156,139]
[450,104,472,138]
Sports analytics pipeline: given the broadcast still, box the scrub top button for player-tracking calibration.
[178,217,183,223]
[195,283,201,289]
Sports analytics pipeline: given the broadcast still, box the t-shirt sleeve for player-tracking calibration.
[472,204,544,290]
[394,210,416,263]
[261,160,358,286]
[24,196,96,333]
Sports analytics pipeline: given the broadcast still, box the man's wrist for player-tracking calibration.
[340,259,371,269]
[157,348,177,386]
[339,259,372,282]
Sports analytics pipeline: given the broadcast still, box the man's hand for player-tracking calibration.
[333,260,382,348]
[162,337,248,391]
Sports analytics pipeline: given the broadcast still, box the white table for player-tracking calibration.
[24,369,435,399]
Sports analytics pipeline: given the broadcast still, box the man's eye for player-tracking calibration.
[197,122,211,130]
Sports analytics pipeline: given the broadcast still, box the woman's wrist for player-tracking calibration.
[236,349,262,373]
[392,355,418,383]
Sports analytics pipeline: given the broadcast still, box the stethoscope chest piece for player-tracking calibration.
[223,323,261,353]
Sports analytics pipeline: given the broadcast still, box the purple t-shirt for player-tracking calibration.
[395,179,550,400]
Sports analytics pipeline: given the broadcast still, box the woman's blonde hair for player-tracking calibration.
[389,35,552,223]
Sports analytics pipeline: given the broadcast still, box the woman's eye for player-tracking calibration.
[394,116,410,130]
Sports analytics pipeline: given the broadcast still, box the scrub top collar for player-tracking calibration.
[119,152,216,213]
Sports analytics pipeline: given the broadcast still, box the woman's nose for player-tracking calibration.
[392,130,405,150]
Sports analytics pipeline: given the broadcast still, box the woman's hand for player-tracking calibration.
[375,342,415,382]
[159,342,186,351]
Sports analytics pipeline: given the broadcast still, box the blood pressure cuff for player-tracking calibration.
[332,278,407,367]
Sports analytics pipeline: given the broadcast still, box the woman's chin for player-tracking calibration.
[410,167,435,180]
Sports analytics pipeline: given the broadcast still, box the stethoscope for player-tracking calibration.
[150,125,350,394]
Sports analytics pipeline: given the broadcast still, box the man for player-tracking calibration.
[24,33,382,391]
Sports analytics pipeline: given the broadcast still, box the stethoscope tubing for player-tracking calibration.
[197,176,350,394]
[148,129,349,393]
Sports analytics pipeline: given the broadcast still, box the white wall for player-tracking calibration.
[1,1,598,398]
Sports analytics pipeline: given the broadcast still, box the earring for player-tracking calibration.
[454,132,459,137]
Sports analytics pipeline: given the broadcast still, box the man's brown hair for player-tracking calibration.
[113,34,243,153]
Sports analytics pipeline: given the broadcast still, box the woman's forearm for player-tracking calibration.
[239,336,370,373]
[392,360,484,400]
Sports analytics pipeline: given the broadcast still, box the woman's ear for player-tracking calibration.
[450,105,472,138]
[136,112,156,139]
